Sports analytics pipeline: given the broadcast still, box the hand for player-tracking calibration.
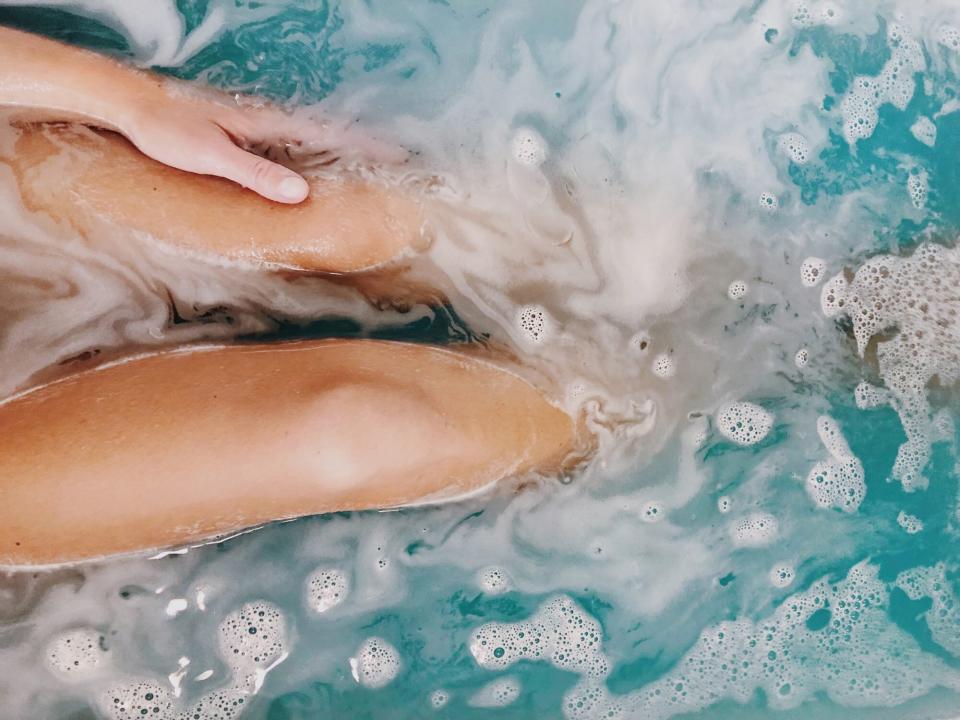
[122,90,315,204]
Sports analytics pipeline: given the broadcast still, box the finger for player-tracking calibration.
[214,142,310,204]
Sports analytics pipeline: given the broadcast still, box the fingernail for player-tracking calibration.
[278,175,309,202]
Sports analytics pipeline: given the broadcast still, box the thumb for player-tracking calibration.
[216,143,310,204]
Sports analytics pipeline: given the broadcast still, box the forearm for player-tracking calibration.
[0,25,159,132]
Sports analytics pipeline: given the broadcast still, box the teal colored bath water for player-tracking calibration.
[1,1,960,719]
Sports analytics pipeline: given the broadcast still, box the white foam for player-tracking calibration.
[794,348,809,368]
[641,501,664,523]
[805,416,865,513]
[910,116,937,147]
[717,496,732,514]
[430,689,450,709]
[350,637,402,689]
[938,24,960,52]
[777,132,810,164]
[759,191,779,212]
[908,170,928,210]
[515,304,552,345]
[854,381,889,410]
[819,272,848,317]
[217,601,288,687]
[897,510,924,534]
[841,23,925,144]
[730,512,779,547]
[651,354,676,378]
[822,243,960,490]
[469,676,522,708]
[100,681,174,720]
[799,257,826,287]
[511,127,547,167]
[896,564,960,657]
[769,564,796,588]
[477,566,511,595]
[305,567,350,613]
[715,402,773,446]
[727,280,749,300]
[46,628,108,678]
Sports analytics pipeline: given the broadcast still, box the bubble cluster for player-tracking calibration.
[896,564,960,657]
[178,688,248,720]
[641,501,664,523]
[46,628,107,678]
[511,127,547,166]
[896,510,924,535]
[727,280,749,300]
[652,353,675,378]
[794,348,809,368]
[805,416,865,513]
[854,381,889,410]
[717,496,732,514]
[731,512,779,547]
[819,271,848,317]
[469,565,956,719]
[937,24,960,52]
[759,191,779,212]
[715,402,774,446]
[305,567,349,614]
[908,170,928,210]
[516,304,551,344]
[840,23,924,144]
[100,681,174,720]
[770,564,796,588]
[910,116,937,147]
[470,595,608,679]
[822,244,960,490]
[217,601,288,678]
[791,2,841,28]
[477,566,511,595]
[799,256,826,287]
[777,132,809,164]
[429,689,450,710]
[350,636,402,689]
[469,676,522,708]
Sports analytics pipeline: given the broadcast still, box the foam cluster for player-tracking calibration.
[715,402,773,446]
[350,636,402,689]
[217,601,288,681]
[46,628,108,678]
[100,681,174,720]
[938,25,960,52]
[305,567,350,613]
[717,496,732,514]
[769,564,796,588]
[840,23,924,144]
[805,416,865,513]
[516,304,551,344]
[477,566,511,595]
[468,564,958,719]
[908,170,928,210]
[429,689,450,709]
[727,280,749,300]
[777,132,809,164]
[791,2,841,28]
[652,354,675,378]
[896,564,960,657]
[910,116,937,147]
[758,192,779,212]
[511,127,547,166]
[821,243,960,490]
[641,501,664,523]
[799,256,826,287]
[896,510,924,534]
[730,512,779,547]
[794,348,809,368]
[469,676,522,708]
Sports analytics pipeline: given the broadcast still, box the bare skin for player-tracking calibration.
[0,25,338,203]
[3,123,424,272]
[0,340,577,567]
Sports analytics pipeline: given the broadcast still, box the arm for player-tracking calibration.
[0,25,311,203]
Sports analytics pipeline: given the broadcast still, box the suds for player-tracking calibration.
[3,0,960,718]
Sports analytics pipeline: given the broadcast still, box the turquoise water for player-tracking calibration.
[1,1,960,718]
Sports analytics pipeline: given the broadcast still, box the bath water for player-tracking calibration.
[0,1,959,718]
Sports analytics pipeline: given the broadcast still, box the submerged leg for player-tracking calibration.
[0,339,577,566]
[1,123,425,272]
